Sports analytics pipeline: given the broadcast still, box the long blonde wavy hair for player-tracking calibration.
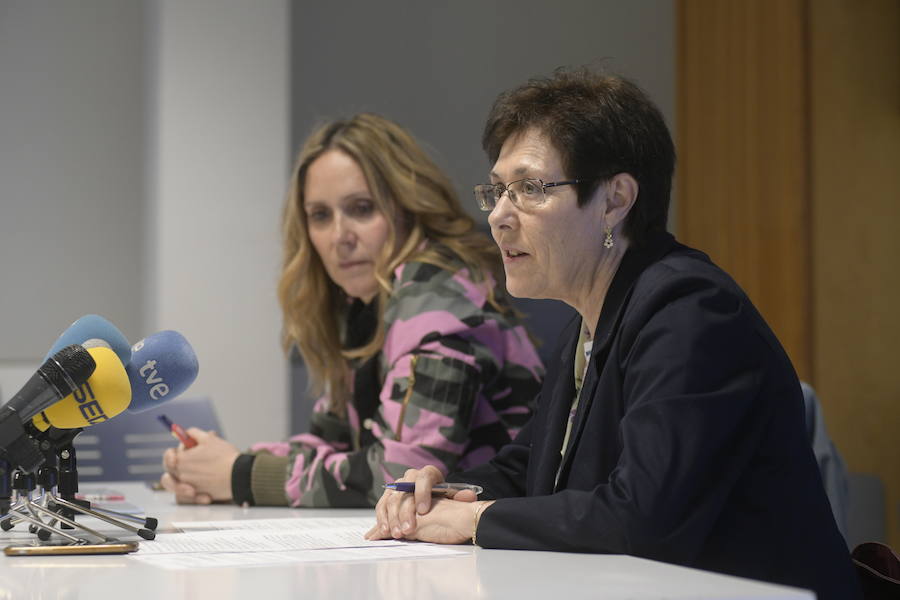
[278,113,505,417]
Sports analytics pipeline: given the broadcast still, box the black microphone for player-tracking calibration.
[0,345,96,472]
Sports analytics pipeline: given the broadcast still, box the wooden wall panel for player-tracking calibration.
[678,0,900,548]
[809,0,900,550]
[677,0,811,380]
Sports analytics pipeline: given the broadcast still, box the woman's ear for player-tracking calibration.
[604,173,639,229]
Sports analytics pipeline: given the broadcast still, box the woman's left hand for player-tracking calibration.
[164,428,240,503]
[366,496,493,545]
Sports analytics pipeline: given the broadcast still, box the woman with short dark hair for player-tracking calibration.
[369,70,861,600]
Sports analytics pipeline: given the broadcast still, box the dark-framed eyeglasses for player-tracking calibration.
[473,178,581,212]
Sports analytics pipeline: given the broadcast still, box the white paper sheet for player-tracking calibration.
[136,526,400,555]
[132,543,466,569]
[138,518,402,555]
[172,516,375,532]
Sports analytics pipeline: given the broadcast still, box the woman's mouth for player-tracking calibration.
[339,260,369,269]
[504,248,529,261]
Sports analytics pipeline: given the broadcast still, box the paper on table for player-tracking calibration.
[136,522,400,555]
[172,516,374,532]
[132,543,466,569]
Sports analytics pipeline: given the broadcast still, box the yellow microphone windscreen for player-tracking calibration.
[32,346,131,431]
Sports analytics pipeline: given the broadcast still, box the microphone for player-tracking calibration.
[125,330,199,413]
[30,346,131,432]
[44,314,132,367]
[30,330,199,430]
[0,345,96,472]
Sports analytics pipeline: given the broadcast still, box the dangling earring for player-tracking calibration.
[603,226,614,249]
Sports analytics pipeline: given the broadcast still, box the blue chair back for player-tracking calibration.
[71,396,220,482]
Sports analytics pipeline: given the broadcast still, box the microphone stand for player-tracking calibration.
[38,428,157,540]
[1,428,158,543]
[0,469,96,544]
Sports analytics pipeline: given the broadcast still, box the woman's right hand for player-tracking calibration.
[160,447,213,505]
[367,465,447,540]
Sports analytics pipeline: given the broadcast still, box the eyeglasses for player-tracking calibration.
[473,178,581,212]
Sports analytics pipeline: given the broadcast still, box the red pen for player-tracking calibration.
[157,414,198,449]
[75,493,126,502]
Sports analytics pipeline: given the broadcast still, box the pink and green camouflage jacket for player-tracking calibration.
[245,253,543,507]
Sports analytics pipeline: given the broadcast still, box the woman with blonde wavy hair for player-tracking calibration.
[161,113,543,507]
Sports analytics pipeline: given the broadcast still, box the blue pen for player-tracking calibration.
[383,482,483,496]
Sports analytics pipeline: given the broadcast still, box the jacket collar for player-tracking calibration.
[554,230,678,486]
[590,230,678,347]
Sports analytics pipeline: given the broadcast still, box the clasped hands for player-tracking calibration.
[160,428,239,505]
[161,441,492,545]
[364,465,494,545]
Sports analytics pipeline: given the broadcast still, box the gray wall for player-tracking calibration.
[149,0,290,449]
[291,1,675,221]
[0,1,145,361]
[0,0,290,450]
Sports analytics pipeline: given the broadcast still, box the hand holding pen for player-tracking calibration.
[367,465,481,543]
[160,425,241,504]
[158,414,198,449]
[386,470,480,514]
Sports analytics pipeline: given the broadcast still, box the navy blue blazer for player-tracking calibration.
[452,232,860,599]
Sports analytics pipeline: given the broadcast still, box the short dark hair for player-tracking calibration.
[482,68,675,245]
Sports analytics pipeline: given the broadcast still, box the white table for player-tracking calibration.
[0,482,814,600]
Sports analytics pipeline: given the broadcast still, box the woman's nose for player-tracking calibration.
[333,215,357,246]
[487,192,516,231]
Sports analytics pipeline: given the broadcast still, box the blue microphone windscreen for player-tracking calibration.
[44,315,132,366]
[125,330,199,413]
